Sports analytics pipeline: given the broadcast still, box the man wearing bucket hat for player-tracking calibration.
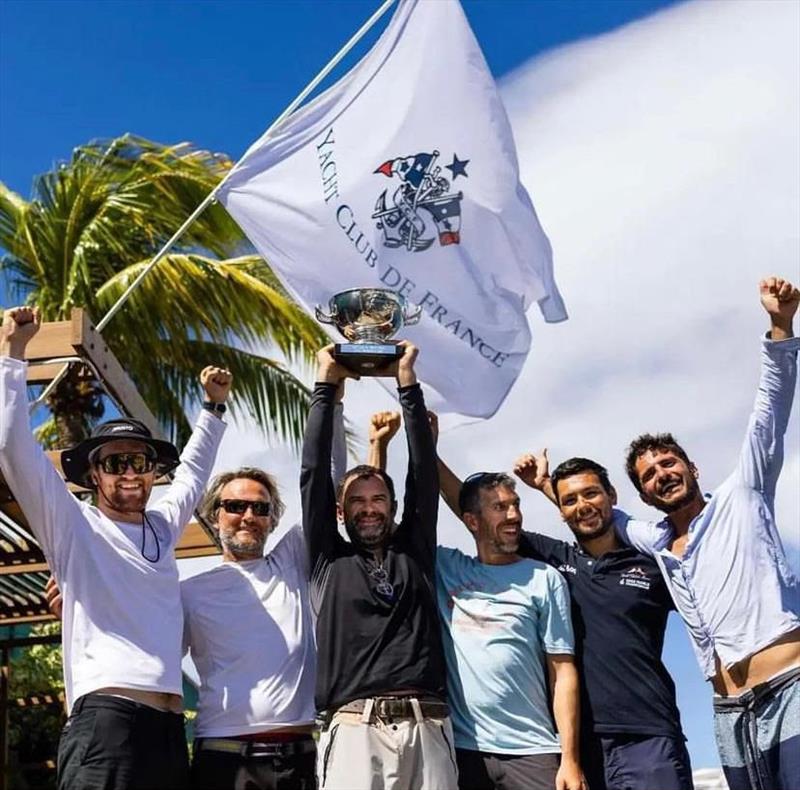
[0,305,232,790]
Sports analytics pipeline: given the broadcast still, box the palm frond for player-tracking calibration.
[141,341,314,450]
[1,135,325,447]
[95,253,327,362]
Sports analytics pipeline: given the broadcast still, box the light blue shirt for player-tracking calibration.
[617,335,800,679]
[436,547,574,754]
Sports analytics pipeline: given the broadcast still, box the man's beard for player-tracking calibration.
[569,516,613,541]
[345,514,391,547]
[220,531,266,559]
[485,521,521,555]
[491,531,520,555]
[102,485,148,514]
[655,477,701,513]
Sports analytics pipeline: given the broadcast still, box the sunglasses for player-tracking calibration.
[218,499,272,517]
[95,452,156,475]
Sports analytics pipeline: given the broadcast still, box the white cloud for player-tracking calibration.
[182,0,799,769]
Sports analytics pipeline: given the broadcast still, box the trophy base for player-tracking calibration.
[334,343,402,375]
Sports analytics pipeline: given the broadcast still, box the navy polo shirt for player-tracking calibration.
[519,532,683,738]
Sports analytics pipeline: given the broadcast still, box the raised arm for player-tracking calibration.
[152,366,231,534]
[366,410,401,470]
[301,347,354,569]
[0,307,83,575]
[737,277,800,498]
[393,343,439,559]
[513,450,557,505]
[420,410,462,521]
[330,380,348,486]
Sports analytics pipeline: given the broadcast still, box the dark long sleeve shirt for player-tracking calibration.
[300,381,446,711]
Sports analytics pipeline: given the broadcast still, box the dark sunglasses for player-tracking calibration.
[218,499,272,517]
[95,452,156,475]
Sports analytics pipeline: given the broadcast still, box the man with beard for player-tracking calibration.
[510,455,693,790]
[301,342,457,790]
[618,276,800,790]
[181,468,318,790]
[367,417,583,790]
[0,306,231,790]
[437,472,583,790]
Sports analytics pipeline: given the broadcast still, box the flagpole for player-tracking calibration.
[29,0,398,416]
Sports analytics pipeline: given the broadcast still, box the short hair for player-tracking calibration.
[550,457,613,504]
[199,467,286,525]
[336,465,397,506]
[624,433,692,493]
[458,472,516,515]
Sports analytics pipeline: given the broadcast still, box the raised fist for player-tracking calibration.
[200,366,233,403]
[369,411,401,446]
[1,306,41,358]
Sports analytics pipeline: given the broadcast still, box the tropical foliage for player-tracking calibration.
[0,134,327,446]
[5,622,63,790]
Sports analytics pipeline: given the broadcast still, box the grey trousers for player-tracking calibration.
[318,704,458,790]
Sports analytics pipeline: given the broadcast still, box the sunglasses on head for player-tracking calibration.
[218,499,272,517]
[95,452,157,475]
[458,471,505,513]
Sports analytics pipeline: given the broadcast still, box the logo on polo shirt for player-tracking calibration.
[558,563,577,576]
[619,566,651,590]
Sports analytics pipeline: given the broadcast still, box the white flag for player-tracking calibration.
[218,0,566,417]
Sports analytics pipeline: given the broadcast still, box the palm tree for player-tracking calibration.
[0,134,327,447]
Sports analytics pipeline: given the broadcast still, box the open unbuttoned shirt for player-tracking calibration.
[615,335,800,679]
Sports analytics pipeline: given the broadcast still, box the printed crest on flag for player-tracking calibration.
[372,149,467,251]
[218,0,567,418]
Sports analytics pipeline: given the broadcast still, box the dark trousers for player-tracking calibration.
[190,739,317,790]
[57,693,190,790]
[582,733,693,790]
[455,748,560,790]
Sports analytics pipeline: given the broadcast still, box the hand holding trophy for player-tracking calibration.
[315,287,422,375]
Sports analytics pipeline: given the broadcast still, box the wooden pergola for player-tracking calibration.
[0,308,222,788]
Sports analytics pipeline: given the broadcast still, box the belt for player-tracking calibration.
[195,736,316,758]
[713,665,800,712]
[336,696,449,720]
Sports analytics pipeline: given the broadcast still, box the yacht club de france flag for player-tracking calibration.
[218,0,567,418]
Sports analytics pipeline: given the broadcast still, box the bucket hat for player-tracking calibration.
[61,418,179,488]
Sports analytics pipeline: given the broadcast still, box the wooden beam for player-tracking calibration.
[26,362,91,385]
[22,320,74,362]
[22,309,163,439]
[0,554,47,576]
[69,309,164,439]
[0,520,218,576]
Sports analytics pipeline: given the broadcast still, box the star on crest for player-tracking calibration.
[445,153,469,180]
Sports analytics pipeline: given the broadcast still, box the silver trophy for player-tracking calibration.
[315,288,422,374]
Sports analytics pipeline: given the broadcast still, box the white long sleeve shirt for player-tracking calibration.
[0,357,226,710]
[182,525,316,736]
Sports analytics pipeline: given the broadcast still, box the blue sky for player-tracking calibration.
[0,0,678,199]
[3,0,798,776]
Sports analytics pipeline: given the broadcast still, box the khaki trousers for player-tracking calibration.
[318,703,459,790]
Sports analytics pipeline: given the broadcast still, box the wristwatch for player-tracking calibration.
[202,401,227,415]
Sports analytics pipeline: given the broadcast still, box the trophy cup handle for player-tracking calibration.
[403,302,423,326]
[315,304,337,325]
